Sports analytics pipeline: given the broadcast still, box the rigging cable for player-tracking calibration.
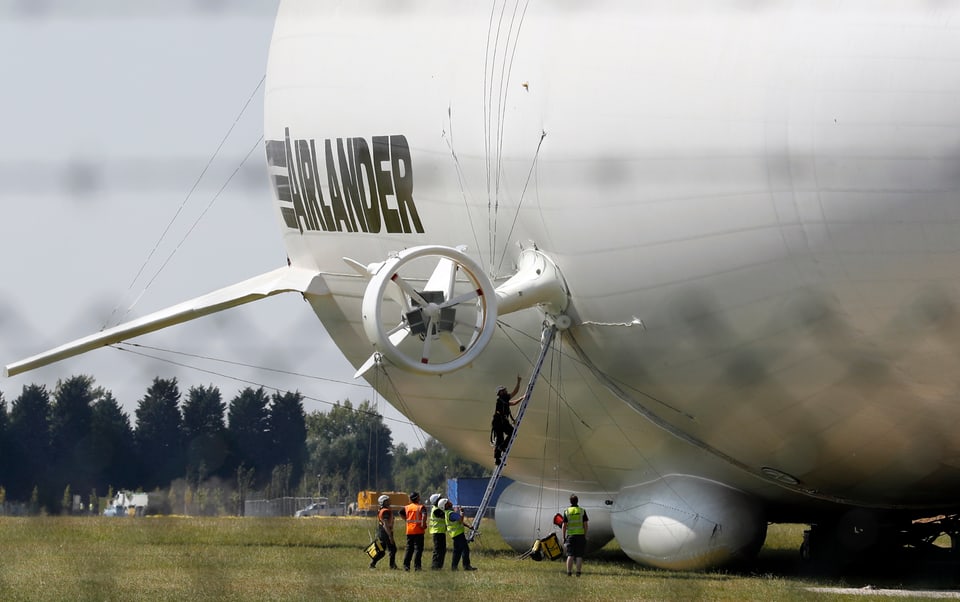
[492,0,526,216]
[119,134,264,325]
[532,327,562,539]
[442,106,485,273]
[496,320,614,492]
[104,74,267,329]
[552,331,563,523]
[494,129,546,276]
[368,354,382,491]
[377,361,429,450]
[113,342,422,433]
[494,321,591,428]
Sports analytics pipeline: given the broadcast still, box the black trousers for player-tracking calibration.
[431,532,447,569]
[493,415,514,459]
[451,533,472,569]
[371,526,397,568]
[403,533,425,570]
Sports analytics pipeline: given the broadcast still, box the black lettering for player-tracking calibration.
[390,135,423,233]
[265,139,286,169]
[267,139,298,229]
[338,138,369,233]
[296,140,323,230]
[284,129,308,233]
[353,137,380,233]
[325,139,354,232]
[268,130,425,235]
[372,136,402,233]
[273,173,298,230]
[308,140,334,231]
[271,171,293,208]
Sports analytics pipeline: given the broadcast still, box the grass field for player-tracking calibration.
[0,516,956,601]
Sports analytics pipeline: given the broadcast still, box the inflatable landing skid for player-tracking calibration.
[466,323,558,543]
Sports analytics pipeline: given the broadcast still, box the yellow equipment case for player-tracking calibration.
[538,532,564,560]
[365,538,384,559]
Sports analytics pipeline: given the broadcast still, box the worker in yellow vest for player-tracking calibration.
[427,493,447,570]
[562,494,589,577]
[443,498,477,571]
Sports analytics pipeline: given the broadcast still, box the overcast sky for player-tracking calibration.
[0,4,427,449]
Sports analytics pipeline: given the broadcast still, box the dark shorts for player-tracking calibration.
[565,534,586,557]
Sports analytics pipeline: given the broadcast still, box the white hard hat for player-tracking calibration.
[429,493,441,506]
[439,498,450,508]
[378,495,390,506]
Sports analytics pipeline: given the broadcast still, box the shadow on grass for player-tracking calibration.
[563,536,960,592]
[737,544,960,592]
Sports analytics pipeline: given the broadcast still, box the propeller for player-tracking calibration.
[354,246,497,376]
[349,245,569,377]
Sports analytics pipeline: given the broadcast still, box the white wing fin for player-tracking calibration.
[352,328,410,378]
[423,256,457,295]
[4,266,328,377]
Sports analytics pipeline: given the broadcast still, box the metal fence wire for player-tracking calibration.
[244,497,345,517]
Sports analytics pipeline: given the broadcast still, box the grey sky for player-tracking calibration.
[0,6,426,449]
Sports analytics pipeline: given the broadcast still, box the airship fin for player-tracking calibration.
[4,266,328,377]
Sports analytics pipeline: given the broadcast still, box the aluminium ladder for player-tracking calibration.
[466,322,558,542]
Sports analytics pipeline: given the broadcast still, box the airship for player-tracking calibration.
[9,0,960,571]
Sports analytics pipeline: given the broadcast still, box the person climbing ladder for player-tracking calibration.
[490,375,522,465]
[469,324,558,542]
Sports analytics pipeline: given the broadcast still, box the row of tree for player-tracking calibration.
[0,375,485,514]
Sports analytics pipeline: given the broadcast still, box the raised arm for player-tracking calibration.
[508,375,522,403]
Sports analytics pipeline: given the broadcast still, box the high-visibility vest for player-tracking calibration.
[428,506,447,534]
[445,509,465,537]
[564,506,585,535]
[405,503,426,535]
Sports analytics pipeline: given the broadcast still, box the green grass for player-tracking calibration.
[0,518,952,601]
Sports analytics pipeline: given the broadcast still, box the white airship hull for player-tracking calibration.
[263,0,960,568]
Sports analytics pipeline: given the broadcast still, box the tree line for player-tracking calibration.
[0,374,485,515]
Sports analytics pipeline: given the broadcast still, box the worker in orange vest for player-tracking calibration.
[369,494,398,570]
[402,491,427,571]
